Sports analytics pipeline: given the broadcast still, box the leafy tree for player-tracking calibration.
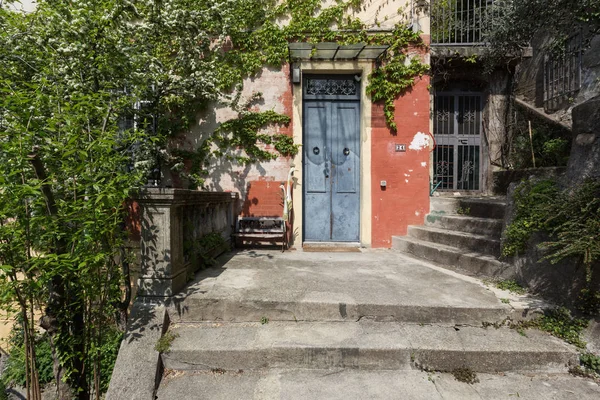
[0,1,427,398]
[484,0,600,66]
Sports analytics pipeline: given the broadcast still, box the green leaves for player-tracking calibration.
[0,1,153,396]
[502,178,600,285]
[502,179,559,257]
[483,0,600,69]
[1,2,431,395]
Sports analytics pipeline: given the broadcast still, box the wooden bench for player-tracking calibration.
[233,217,287,251]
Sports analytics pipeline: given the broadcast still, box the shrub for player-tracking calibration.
[502,179,558,257]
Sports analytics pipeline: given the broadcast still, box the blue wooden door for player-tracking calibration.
[304,100,360,242]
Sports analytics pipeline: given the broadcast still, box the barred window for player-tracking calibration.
[544,32,583,112]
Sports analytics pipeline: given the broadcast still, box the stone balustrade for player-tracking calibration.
[135,188,238,298]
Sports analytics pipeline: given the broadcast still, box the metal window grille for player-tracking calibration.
[433,92,483,191]
[543,33,583,112]
[431,0,495,45]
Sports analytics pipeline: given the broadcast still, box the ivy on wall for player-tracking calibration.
[0,2,429,396]
[167,0,430,186]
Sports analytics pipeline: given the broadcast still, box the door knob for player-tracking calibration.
[343,148,350,156]
[313,147,320,155]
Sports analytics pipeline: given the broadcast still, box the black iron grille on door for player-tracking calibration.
[433,93,482,191]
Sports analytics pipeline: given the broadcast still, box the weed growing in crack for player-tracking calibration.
[508,307,587,348]
[456,207,471,215]
[495,280,527,295]
[482,317,511,329]
[155,331,180,354]
[452,367,479,384]
[580,352,600,376]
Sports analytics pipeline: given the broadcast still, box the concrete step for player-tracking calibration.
[163,322,577,373]
[407,226,501,257]
[392,236,513,279]
[157,369,600,400]
[430,197,506,219]
[169,296,528,327]
[459,198,506,219]
[168,251,532,326]
[425,214,503,237]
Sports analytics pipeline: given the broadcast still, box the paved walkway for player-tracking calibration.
[154,248,600,399]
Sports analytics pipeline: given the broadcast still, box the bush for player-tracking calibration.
[502,179,558,257]
[1,321,123,395]
[92,327,123,394]
[508,108,571,169]
[2,325,54,388]
[540,180,600,278]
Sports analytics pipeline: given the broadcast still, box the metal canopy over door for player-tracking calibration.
[303,75,360,242]
[433,91,483,191]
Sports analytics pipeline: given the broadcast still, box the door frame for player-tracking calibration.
[302,76,361,242]
[291,60,374,247]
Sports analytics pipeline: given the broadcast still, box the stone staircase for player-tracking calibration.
[144,250,598,399]
[393,196,515,279]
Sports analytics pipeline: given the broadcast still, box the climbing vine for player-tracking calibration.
[164,0,429,186]
[0,2,428,397]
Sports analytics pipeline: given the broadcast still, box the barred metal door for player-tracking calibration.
[433,92,483,191]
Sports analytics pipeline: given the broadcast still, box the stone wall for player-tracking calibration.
[492,167,566,195]
[502,96,600,308]
[564,96,600,186]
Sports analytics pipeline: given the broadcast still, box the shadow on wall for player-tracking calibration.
[167,64,289,199]
[510,231,600,310]
[241,180,285,217]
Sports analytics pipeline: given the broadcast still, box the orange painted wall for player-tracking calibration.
[371,75,431,248]
[241,178,285,217]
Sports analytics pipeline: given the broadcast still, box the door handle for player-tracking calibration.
[343,147,350,156]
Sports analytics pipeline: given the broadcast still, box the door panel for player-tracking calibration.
[304,102,331,241]
[333,103,359,193]
[305,103,328,193]
[304,99,360,242]
[331,102,360,242]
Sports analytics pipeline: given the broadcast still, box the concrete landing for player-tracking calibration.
[157,369,600,400]
[169,249,544,325]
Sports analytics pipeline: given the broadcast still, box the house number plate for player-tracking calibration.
[395,144,406,152]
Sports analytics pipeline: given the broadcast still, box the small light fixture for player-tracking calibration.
[291,63,301,84]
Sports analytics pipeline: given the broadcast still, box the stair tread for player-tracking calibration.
[460,198,507,206]
[163,321,576,373]
[167,321,570,353]
[427,214,503,223]
[397,235,502,259]
[156,369,600,400]
[408,225,500,243]
[157,369,600,400]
